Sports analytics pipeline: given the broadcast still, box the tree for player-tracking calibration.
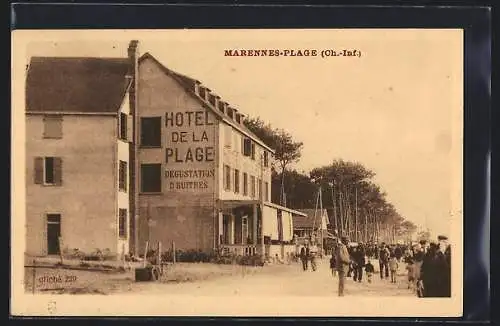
[244,117,303,206]
[417,229,432,242]
[398,220,418,241]
[271,169,317,208]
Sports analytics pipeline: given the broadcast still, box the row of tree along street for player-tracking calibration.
[243,117,419,244]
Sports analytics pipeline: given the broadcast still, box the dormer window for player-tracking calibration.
[208,94,215,106]
[227,108,234,119]
[218,101,226,113]
[198,87,206,100]
[235,114,241,124]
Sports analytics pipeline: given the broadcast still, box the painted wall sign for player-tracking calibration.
[165,111,216,163]
[164,110,217,192]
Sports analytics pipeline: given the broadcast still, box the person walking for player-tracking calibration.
[300,244,310,271]
[389,255,399,283]
[335,236,350,297]
[365,260,375,283]
[406,258,416,291]
[309,242,319,271]
[330,252,337,277]
[379,243,390,280]
[353,243,366,282]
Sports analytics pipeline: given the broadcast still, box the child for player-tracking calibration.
[406,259,416,290]
[365,260,375,283]
[389,256,399,283]
[330,254,337,277]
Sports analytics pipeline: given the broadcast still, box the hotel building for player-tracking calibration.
[25,40,305,258]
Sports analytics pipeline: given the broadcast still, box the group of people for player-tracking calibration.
[330,236,452,297]
[298,242,319,271]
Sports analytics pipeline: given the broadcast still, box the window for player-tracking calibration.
[235,114,241,123]
[243,138,252,156]
[257,178,262,199]
[224,165,231,191]
[43,115,63,139]
[234,169,240,193]
[118,209,127,238]
[243,173,248,196]
[264,151,269,167]
[224,126,232,148]
[34,157,62,186]
[233,133,239,152]
[264,182,269,202]
[250,176,256,198]
[140,164,162,193]
[227,108,234,119]
[140,117,162,147]
[119,113,127,140]
[251,143,256,160]
[119,161,127,191]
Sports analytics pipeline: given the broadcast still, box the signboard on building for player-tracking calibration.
[164,110,217,193]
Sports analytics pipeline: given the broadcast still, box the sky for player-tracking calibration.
[20,29,463,239]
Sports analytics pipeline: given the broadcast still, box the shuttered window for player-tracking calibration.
[43,115,63,139]
[118,209,127,238]
[119,161,127,191]
[34,157,62,186]
[257,178,262,200]
[119,113,127,140]
[234,169,240,194]
[250,176,256,198]
[224,125,232,148]
[243,173,248,196]
[224,165,231,191]
[264,151,269,167]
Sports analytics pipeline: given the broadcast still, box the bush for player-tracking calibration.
[62,248,86,260]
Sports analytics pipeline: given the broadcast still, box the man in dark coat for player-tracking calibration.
[420,242,439,297]
[379,243,390,279]
[436,235,451,297]
[300,244,310,271]
[353,243,366,282]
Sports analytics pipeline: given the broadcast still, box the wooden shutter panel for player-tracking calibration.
[53,157,63,186]
[34,157,44,184]
[127,115,133,143]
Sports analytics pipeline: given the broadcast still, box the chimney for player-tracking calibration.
[127,40,139,76]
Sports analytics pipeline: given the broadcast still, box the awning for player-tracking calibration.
[217,200,260,213]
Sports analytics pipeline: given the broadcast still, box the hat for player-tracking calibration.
[438,235,448,241]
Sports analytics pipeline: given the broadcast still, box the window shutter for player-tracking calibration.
[34,157,44,184]
[127,115,133,142]
[53,157,63,186]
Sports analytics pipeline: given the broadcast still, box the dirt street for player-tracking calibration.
[127,259,416,297]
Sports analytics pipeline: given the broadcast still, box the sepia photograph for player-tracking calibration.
[11,29,463,316]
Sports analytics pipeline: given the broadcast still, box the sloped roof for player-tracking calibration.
[26,57,131,113]
[138,52,275,153]
[293,209,329,229]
